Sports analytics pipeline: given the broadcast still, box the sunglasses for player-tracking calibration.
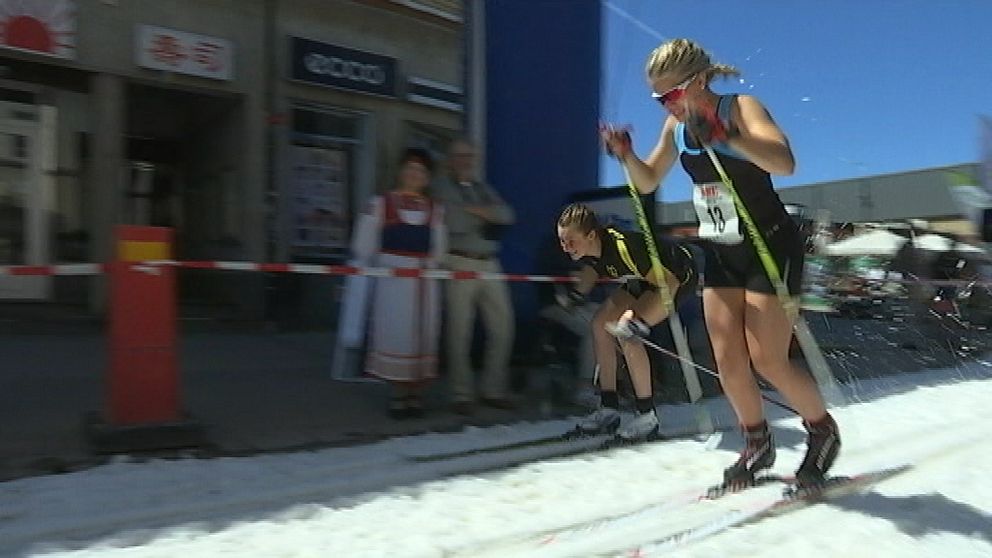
[651,74,696,106]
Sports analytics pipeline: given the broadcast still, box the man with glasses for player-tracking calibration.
[435,138,517,416]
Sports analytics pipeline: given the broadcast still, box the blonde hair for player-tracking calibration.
[557,203,600,234]
[645,38,740,85]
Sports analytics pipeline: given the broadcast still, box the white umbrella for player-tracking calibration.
[912,233,987,254]
[824,229,907,256]
[911,233,953,252]
[955,243,988,254]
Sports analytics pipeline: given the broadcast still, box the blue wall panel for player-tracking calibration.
[484,0,601,326]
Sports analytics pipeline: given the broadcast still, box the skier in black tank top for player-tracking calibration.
[601,38,840,489]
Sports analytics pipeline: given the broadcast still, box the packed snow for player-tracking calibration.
[2,364,991,557]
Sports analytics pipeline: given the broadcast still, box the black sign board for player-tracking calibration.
[290,36,397,98]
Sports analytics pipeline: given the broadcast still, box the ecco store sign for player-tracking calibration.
[290,37,397,97]
[305,54,385,85]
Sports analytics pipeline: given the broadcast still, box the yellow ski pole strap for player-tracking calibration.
[702,146,797,320]
[703,145,847,406]
[620,163,675,312]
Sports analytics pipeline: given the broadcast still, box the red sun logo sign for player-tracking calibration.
[0,0,76,59]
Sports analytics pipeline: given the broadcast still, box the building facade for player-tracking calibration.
[656,163,981,236]
[0,0,464,313]
[273,0,463,265]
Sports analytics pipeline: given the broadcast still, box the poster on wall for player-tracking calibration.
[290,145,349,259]
[0,0,76,59]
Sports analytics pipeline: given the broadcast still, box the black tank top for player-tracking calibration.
[580,227,651,279]
[675,95,791,233]
[579,227,693,285]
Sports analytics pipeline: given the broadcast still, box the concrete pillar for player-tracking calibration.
[238,89,269,320]
[88,73,125,314]
[242,94,266,263]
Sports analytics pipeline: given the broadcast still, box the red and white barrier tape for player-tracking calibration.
[2,260,989,288]
[0,263,106,276]
[0,260,584,283]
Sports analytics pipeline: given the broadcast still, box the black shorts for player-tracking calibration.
[621,239,698,306]
[701,219,804,296]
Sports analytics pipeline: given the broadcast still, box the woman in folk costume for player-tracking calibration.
[350,148,447,418]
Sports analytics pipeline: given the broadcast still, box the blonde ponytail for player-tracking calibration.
[646,39,740,84]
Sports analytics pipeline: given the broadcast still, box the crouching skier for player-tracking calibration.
[555,203,698,445]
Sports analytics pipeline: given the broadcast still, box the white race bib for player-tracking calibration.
[693,182,743,244]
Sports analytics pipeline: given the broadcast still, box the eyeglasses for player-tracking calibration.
[651,74,696,106]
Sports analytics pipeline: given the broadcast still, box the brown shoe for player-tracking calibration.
[406,394,426,419]
[388,397,410,420]
[480,397,516,410]
[451,401,475,416]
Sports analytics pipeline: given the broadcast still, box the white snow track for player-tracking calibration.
[2,366,991,558]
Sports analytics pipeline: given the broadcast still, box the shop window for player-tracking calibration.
[293,108,359,141]
[407,122,452,167]
[289,105,362,263]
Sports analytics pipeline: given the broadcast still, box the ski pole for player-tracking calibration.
[703,145,845,407]
[616,149,713,432]
[637,335,798,415]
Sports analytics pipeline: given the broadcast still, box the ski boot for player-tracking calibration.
[603,409,660,449]
[571,384,600,411]
[563,406,621,440]
[723,421,776,489]
[795,414,841,489]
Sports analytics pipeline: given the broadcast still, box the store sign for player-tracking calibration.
[136,25,234,81]
[0,0,76,59]
[290,36,397,98]
[407,76,463,112]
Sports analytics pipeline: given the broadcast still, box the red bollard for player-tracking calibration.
[86,225,203,453]
[108,225,178,424]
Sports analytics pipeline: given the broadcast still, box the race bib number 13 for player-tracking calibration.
[693,182,744,244]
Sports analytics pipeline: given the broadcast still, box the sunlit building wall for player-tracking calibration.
[657,163,981,236]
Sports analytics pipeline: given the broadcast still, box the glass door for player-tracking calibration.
[0,100,56,299]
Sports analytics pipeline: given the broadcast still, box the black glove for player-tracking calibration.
[599,124,633,160]
[982,208,992,243]
[686,103,738,146]
[605,314,651,341]
[554,285,587,310]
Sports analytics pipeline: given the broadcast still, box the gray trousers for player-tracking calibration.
[538,303,598,382]
[444,254,515,402]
